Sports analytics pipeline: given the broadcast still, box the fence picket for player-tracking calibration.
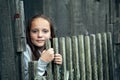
[59,37,67,80]
[101,33,109,80]
[65,37,73,80]
[28,61,37,80]
[90,34,98,80]
[53,38,60,80]
[45,39,53,80]
[96,33,103,80]
[85,36,92,80]
[107,32,114,80]
[72,36,80,80]
[78,35,86,80]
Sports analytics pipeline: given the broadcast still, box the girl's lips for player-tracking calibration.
[36,40,44,43]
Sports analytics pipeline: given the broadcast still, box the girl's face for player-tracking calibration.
[30,17,51,47]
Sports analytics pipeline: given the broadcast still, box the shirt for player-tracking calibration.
[22,44,48,80]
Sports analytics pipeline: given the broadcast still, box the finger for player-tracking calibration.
[54,59,62,63]
[54,53,61,57]
[54,57,62,62]
[54,54,62,59]
[54,60,62,64]
[54,57,62,61]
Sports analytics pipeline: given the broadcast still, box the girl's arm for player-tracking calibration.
[22,45,48,80]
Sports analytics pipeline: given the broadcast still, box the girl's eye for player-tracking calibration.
[31,29,38,33]
[42,29,49,33]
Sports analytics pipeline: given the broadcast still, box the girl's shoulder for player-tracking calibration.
[22,44,32,64]
[23,44,32,57]
[26,44,31,51]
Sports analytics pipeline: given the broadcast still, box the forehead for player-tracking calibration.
[31,17,50,29]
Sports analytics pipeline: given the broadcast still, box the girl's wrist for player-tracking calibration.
[39,58,48,64]
[40,57,48,63]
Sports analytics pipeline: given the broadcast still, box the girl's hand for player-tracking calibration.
[40,48,54,63]
[54,53,62,65]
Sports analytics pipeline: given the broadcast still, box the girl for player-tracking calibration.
[23,14,62,80]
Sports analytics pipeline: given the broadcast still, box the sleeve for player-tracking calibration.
[22,45,48,80]
[22,45,32,80]
[36,58,48,77]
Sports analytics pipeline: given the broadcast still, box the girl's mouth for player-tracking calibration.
[37,40,44,43]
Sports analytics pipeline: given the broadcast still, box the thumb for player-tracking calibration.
[42,50,46,54]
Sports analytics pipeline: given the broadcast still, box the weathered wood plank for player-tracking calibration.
[90,34,98,80]
[84,36,92,80]
[45,39,53,80]
[59,37,68,80]
[0,0,21,80]
[53,38,60,80]
[28,61,37,80]
[107,32,114,80]
[101,33,109,80]
[96,33,103,80]
[65,37,73,80]
[78,35,86,80]
[72,36,80,80]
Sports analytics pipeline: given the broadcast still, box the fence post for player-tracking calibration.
[28,61,37,80]
[78,35,86,80]
[59,37,69,80]
[90,34,98,80]
[84,36,92,80]
[107,32,114,80]
[101,33,109,80]
[45,39,53,80]
[66,37,73,80]
[15,0,26,52]
[53,38,60,80]
[72,36,80,80]
[96,33,103,80]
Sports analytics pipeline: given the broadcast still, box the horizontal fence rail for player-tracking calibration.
[28,32,115,80]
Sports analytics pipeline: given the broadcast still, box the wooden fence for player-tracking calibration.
[28,32,115,80]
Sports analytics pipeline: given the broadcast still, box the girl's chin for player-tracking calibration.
[36,43,44,47]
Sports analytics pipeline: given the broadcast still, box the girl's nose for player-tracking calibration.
[38,31,43,37]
